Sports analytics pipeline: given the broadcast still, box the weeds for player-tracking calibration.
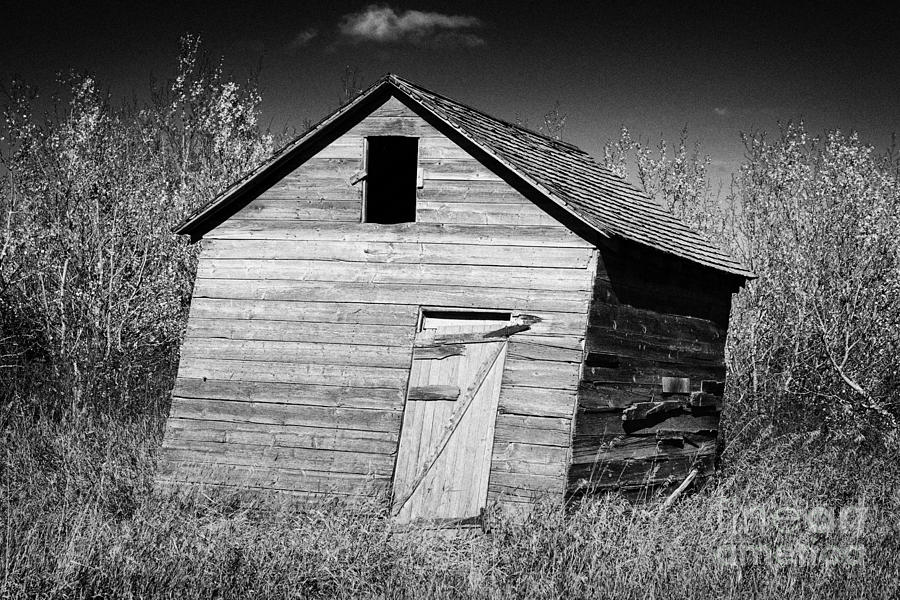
[2,37,899,600]
[3,404,899,599]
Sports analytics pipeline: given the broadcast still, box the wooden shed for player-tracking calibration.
[158,74,752,522]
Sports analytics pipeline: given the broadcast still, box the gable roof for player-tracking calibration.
[176,74,753,278]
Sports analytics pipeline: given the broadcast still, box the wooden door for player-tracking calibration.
[392,312,512,524]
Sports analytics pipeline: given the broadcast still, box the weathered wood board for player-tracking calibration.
[567,243,734,497]
[159,95,596,509]
[161,92,741,509]
[392,316,509,523]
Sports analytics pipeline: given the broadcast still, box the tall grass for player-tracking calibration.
[4,400,899,599]
[3,39,899,599]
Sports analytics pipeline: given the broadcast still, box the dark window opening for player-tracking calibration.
[364,136,418,224]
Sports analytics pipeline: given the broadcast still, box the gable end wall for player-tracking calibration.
[159,96,598,509]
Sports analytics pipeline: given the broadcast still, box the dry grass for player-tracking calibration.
[3,402,899,600]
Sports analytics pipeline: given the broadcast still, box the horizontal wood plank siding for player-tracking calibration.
[202,239,593,268]
[195,260,590,292]
[207,222,591,246]
[191,279,590,314]
[160,95,596,507]
[174,378,403,410]
[568,244,734,498]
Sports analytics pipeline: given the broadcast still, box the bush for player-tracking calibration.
[604,122,900,446]
[727,125,900,444]
[0,34,273,416]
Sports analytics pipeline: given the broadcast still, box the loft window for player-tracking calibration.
[364,136,418,224]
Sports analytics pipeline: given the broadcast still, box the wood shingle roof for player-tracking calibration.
[177,74,752,278]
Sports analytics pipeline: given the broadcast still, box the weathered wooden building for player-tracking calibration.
[158,74,752,522]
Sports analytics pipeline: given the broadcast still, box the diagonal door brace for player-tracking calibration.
[392,340,507,516]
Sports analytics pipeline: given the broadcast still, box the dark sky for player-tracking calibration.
[3,1,899,185]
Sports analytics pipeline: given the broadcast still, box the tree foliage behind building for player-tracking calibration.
[604,124,900,449]
[0,35,274,416]
[2,39,898,454]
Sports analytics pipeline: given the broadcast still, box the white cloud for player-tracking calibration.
[713,107,729,116]
[338,5,484,47]
[289,28,319,48]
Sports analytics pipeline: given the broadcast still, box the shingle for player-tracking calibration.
[177,74,753,278]
[389,75,752,277]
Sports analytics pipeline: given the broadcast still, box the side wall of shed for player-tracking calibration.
[158,96,597,510]
[568,243,738,498]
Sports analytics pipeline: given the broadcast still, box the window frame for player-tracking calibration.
[361,135,420,224]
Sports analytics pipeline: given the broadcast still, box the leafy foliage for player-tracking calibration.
[538,101,567,141]
[727,124,900,443]
[604,122,900,446]
[602,125,727,240]
[0,35,273,416]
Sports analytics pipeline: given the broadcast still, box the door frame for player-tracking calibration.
[390,306,532,525]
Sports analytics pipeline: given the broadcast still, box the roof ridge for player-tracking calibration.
[175,72,753,278]
[173,76,393,231]
[386,73,586,154]
[385,76,750,277]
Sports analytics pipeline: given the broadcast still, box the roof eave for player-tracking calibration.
[174,75,397,240]
[386,77,612,241]
[172,73,755,281]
